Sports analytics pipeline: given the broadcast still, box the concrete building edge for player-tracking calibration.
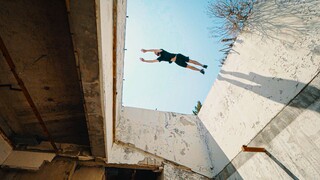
[95,0,114,160]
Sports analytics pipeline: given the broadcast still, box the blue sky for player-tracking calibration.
[123,0,224,114]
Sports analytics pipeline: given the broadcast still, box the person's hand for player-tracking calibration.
[140,58,145,62]
[141,49,147,53]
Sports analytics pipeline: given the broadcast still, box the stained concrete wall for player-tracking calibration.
[68,0,107,157]
[0,159,76,180]
[0,0,89,145]
[96,0,114,159]
[0,135,12,164]
[198,0,320,179]
[97,0,126,159]
[217,72,320,179]
[117,107,214,177]
[0,158,105,180]
[108,142,163,168]
[97,0,164,169]
[115,0,127,140]
[160,163,209,180]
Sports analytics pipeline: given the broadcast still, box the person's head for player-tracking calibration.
[155,51,160,56]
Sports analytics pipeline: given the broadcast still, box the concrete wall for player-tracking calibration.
[108,142,163,167]
[0,0,89,145]
[198,0,320,179]
[0,158,105,180]
[68,0,106,156]
[96,0,114,159]
[117,107,214,177]
[97,0,164,169]
[219,72,320,179]
[160,163,209,180]
[115,0,127,141]
[0,134,12,164]
[97,0,126,159]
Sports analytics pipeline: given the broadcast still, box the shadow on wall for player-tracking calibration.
[197,119,243,179]
[218,70,320,113]
[247,0,320,44]
[213,70,320,179]
[265,150,299,180]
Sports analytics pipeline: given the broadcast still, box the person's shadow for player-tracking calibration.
[218,70,320,112]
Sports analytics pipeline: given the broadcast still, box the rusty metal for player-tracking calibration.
[0,35,58,153]
[112,0,118,143]
[242,145,266,152]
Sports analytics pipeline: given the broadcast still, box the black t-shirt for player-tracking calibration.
[157,49,176,63]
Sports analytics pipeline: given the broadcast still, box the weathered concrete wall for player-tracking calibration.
[71,166,105,180]
[160,163,210,180]
[0,158,77,179]
[108,143,163,168]
[68,0,106,157]
[2,151,55,171]
[96,0,126,159]
[0,158,105,180]
[117,107,214,177]
[0,0,89,145]
[96,0,114,159]
[198,0,320,178]
[97,0,163,169]
[115,0,127,142]
[218,72,320,179]
[0,134,12,164]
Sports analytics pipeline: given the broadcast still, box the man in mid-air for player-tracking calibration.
[140,49,207,74]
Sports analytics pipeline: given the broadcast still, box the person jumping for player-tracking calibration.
[140,49,208,74]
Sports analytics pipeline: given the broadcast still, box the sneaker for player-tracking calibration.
[200,69,205,74]
[203,65,208,69]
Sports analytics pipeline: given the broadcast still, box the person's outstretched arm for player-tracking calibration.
[140,58,159,63]
[141,49,162,53]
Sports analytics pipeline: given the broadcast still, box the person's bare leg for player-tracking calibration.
[186,65,200,71]
[188,59,203,66]
[186,65,205,74]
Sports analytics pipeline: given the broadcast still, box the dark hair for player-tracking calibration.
[156,52,160,56]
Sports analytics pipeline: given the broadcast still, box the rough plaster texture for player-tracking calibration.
[71,166,105,180]
[160,163,210,180]
[217,73,320,179]
[0,135,12,164]
[0,158,77,180]
[0,157,106,180]
[115,0,127,142]
[97,0,127,159]
[198,0,320,178]
[2,151,55,170]
[227,153,291,180]
[0,0,89,145]
[117,107,214,177]
[96,0,114,159]
[108,143,163,167]
[68,0,106,157]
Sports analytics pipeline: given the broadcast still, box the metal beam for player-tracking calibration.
[112,0,118,143]
[0,35,58,153]
[242,145,266,152]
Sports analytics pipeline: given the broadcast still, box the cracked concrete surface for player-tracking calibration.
[116,107,214,178]
[199,0,320,179]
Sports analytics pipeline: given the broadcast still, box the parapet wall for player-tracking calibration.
[116,106,214,178]
[199,0,320,179]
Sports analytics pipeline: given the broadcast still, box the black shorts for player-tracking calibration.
[175,54,189,68]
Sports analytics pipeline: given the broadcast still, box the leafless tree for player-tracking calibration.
[207,0,254,38]
[208,0,255,67]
